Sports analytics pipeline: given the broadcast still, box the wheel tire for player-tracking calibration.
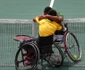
[64,31,82,62]
[15,42,38,70]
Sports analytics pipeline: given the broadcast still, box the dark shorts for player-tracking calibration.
[37,35,53,54]
[37,35,53,47]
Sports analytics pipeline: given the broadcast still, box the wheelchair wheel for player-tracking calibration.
[46,43,64,67]
[64,31,82,62]
[15,42,39,70]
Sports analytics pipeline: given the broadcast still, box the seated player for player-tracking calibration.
[33,8,63,54]
[24,7,63,65]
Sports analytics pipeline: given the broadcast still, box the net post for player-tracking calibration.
[32,22,35,37]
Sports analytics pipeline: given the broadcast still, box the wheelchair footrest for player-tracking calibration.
[14,35,33,42]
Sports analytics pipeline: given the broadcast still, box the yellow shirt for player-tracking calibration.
[35,17,62,37]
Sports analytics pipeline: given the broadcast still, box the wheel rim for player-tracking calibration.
[64,32,82,62]
[50,44,63,67]
[15,43,38,70]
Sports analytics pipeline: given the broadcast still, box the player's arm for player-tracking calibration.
[33,16,41,24]
[39,14,63,23]
[33,16,39,22]
[46,15,63,23]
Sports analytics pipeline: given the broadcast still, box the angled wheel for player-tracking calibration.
[46,43,64,67]
[15,42,39,70]
[64,31,82,62]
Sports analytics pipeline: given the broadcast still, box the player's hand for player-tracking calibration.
[59,16,64,22]
[33,16,39,22]
[33,18,36,22]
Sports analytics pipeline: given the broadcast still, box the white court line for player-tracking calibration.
[49,0,55,8]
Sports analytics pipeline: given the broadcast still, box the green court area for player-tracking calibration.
[0,21,85,70]
[0,67,85,70]
[0,0,85,19]
[0,0,85,70]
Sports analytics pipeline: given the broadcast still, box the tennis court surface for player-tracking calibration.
[0,19,85,70]
[0,0,85,70]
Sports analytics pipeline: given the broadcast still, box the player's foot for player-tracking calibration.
[46,53,61,67]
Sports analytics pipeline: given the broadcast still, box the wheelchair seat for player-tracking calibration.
[54,30,64,42]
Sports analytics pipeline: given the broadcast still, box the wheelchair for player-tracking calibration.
[14,35,63,70]
[54,23,82,62]
[14,23,82,70]
[14,34,64,70]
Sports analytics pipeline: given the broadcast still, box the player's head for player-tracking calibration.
[48,9,57,21]
[44,6,52,15]
[48,9,57,16]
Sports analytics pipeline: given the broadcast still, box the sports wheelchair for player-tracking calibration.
[14,35,64,70]
[14,23,82,70]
